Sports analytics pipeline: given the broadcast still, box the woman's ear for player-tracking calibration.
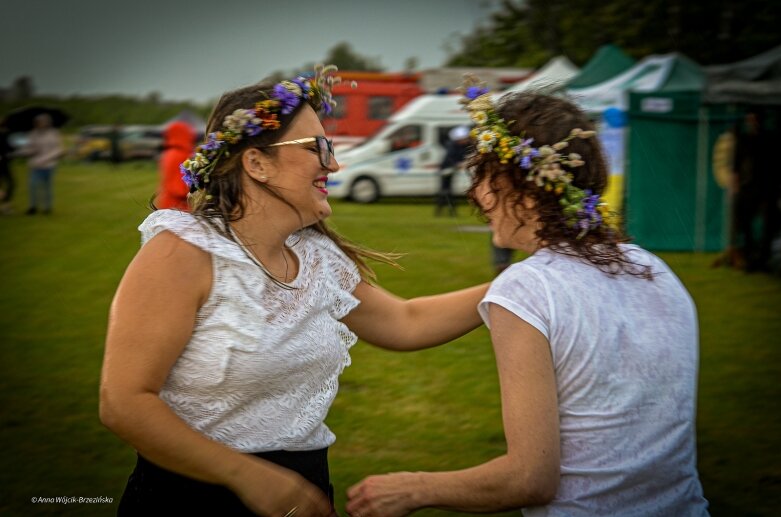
[241,148,269,183]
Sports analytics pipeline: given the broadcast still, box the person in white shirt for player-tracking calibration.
[99,65,489,517]
[24,113,63,215]
[347,85,709,516]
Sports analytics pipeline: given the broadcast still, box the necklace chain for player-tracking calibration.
[231,229,293,283]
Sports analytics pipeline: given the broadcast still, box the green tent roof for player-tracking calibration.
[656,53,705,92]
[569,53,704,112]
[566,45,636,89]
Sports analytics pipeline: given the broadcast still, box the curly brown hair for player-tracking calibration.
[467,92,651,279]
[162,80,399,283]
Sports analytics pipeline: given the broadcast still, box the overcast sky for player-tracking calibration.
[1,0,501,104]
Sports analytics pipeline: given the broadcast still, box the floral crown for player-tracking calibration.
[460,75,614,238]
[180,64,345,194]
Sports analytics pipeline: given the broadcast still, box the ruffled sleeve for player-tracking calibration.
[138,209,255,265]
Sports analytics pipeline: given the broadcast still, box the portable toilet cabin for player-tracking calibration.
[570,53,733,251]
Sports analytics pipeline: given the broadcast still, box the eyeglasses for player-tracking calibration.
[264,136,334,169]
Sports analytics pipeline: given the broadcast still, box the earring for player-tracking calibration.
[259,175,267,182]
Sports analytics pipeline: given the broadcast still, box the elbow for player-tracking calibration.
[518,465,559,507]
[98,386,120,432]
[501,458,559,508]
[99,384,133,436]
[526,473,559,506]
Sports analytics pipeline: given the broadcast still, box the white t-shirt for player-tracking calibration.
[479,245,709,516]
[139,210,361,453]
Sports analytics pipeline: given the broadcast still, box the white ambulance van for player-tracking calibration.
[327,94,472,203]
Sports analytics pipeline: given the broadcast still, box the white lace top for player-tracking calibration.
[139,210,361,453]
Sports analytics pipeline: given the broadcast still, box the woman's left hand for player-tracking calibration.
[346,472,420,517]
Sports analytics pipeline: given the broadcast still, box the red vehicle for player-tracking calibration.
[323,71,423,148]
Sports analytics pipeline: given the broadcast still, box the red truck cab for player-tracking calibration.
[323,71,423,148]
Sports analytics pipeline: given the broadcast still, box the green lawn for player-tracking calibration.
[0,162,779,516]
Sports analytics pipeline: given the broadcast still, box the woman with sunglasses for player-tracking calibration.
[99,66,489,517]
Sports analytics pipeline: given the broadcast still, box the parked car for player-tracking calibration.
[120,125,164,160]
[73,125,112,161]
[74,125,163,161]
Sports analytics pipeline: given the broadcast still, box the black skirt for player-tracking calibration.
[117,448,333,516]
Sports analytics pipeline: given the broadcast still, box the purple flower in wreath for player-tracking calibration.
[245,123,262,136]
[273,83,302,115]
[583,190,599,210]
[201,133,224,152]
[180,164,195,190]
[520,155,532,169]
[578,190,603,230]
[466,86,489,100]
[293,78,312,99]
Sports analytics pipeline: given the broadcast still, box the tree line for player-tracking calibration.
[446,0,781,68]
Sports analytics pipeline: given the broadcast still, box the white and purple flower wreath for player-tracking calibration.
[460,76,615,238]
[180,64,344,194]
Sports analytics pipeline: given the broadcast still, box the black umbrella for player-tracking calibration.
[2,106,70,133]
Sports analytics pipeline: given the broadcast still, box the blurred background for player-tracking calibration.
[1,0,780,515]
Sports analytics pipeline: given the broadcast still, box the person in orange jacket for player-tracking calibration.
[156,121,196,210]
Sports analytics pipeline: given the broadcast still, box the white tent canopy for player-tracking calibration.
[501,56,579,95]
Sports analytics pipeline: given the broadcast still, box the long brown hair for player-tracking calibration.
[183,80,400,282]
[468,92,651,279]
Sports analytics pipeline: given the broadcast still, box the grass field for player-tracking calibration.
[1,162,779,516]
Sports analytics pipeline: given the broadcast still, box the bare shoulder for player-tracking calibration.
[104,230,214,395]
[122,230,213,307]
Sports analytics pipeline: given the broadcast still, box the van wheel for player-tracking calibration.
[350,177,380,203]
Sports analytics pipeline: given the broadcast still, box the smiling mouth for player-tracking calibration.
[313,176,328,194]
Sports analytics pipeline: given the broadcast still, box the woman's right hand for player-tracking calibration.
[228,457,333,517]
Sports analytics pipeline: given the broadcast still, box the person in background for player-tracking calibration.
[434,125,470,217]
[23,113,63,215]
[155,120,196,210]
[347,85,708,516]
[732,110,781,273]
[0,120,15,214]
[100,65,489,517]
[109,124,123,167]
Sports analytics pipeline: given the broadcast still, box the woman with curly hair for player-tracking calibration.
[347,89,709,516]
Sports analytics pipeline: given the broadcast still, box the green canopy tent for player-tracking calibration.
[626,54,734,251]
[566,44,636,89]
[565,47,636,211]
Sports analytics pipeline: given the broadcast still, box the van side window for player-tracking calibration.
[386,125,422,152]
[368,96,394,120]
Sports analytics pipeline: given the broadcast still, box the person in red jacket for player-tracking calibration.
[156,121,196,210]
